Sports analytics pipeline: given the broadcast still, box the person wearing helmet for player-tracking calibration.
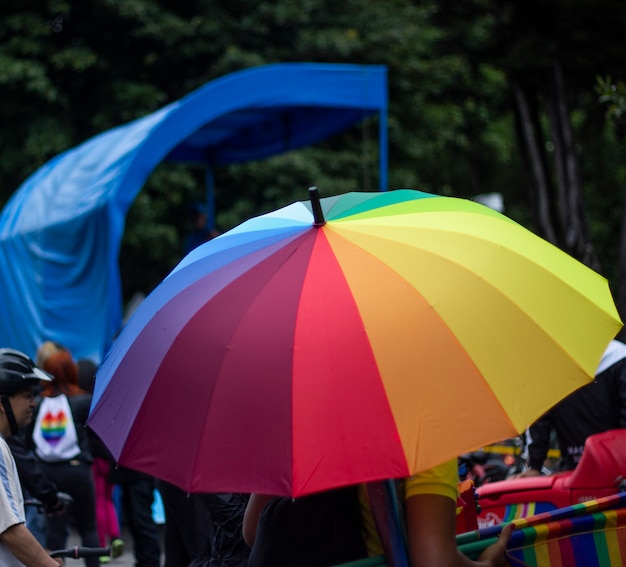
[0,348,62,566]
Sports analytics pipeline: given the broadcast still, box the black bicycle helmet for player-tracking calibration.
[0,348,52,395]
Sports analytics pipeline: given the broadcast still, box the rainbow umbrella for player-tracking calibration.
[87,188,622,497]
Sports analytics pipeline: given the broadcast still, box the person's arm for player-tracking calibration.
[406,493,513,567]
[242,493,272,547]
[0,523,62,566]
[5,435,64,513]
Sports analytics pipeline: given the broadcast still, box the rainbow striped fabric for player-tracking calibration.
[507,507,626,566]
[458,493,626,567]
[501,502,557,523]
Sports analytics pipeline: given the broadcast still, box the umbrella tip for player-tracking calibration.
[308,187,326,227]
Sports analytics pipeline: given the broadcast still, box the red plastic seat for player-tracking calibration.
[564,429,626,489]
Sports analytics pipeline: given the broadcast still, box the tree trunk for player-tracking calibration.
[511,64,602,272]
[511,75,558,244]
[545,59,601,270]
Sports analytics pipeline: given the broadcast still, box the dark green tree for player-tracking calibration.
[3,0,625,315]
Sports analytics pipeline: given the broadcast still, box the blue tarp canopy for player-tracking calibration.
[0,63,388,363]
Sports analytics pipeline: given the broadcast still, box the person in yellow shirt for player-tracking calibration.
[244,458,513,567]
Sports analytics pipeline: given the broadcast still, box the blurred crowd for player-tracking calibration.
[3,337,626,567]
[5,340,251,567]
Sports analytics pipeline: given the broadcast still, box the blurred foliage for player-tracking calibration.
[597,76,626,133]
[1,0,625,305]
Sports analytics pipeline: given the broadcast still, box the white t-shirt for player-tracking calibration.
[0,434,26,567]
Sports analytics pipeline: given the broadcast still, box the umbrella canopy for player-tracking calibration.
[88,188,622,497]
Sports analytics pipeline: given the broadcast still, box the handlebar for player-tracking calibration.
[49,546,111,559]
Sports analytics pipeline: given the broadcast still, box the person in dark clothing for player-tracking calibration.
[77,358,98,393]
[6,432,70,544]
[518,339,626,476]
[7,432,69,513]
[77,358,125,557]
[110,466,162,567]
[156,479,213,567]
[204,493,250,567]
[27,349,100,567]
[243,467,512,567]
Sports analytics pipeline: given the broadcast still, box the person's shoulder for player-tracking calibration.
[404,458,459,501]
